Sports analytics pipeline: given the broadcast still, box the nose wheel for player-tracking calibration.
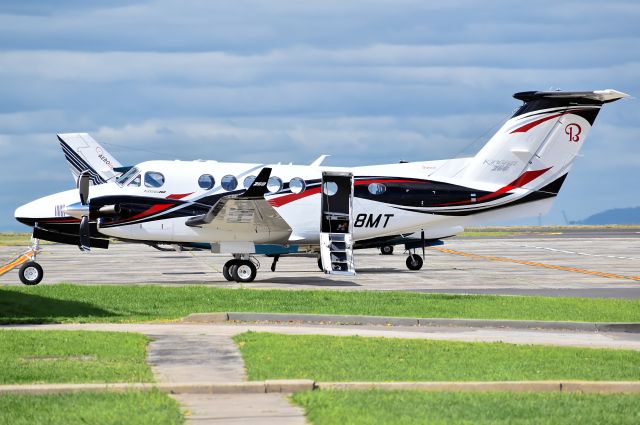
[19,261,44,285]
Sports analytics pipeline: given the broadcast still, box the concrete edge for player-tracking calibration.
[2,380,639,395]
[181,312,640,333]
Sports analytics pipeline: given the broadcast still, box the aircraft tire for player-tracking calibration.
[19,261,43,285]
[233,260,257,283]
[380,245,394,255]
[317,256,323,271]
[406,254,423,271]
[222,260,237,282]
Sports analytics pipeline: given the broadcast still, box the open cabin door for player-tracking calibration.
[319,172,355,275]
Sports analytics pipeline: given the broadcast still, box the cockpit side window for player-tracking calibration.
[144,171,165,188]
[116,167,139,186]
[128,175,141,187]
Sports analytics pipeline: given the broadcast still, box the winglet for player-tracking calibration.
[241,167,272,198]
[310,155,330,167]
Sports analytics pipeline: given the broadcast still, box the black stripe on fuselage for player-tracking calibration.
[393,174,568,217]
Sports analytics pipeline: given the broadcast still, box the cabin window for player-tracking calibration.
[198,174,215,190]
[323,181,338,196]
[289,177,306,194]
[267,176,283,193]
[243,175,256,189]
[128,175,141,187]
[221,175,238,191]
[144,172,165,188]
[368,182,386,195]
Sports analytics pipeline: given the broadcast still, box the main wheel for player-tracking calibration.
[317,256,324,271]
[380,245,394,255]
[19,261,43,285]
[406,254,423,271]
[222,260,238,282]
[232,260,257,283]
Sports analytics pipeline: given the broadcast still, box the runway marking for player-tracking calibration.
[431,247,640,282]
[522,245,640,261]
[0,250,35,277]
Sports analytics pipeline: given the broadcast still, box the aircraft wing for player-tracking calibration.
[185,168,292,243]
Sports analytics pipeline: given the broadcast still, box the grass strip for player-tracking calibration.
[0,233,33,247]
[2,284,640,324]
[0,330,153,384]
[291,390,640,425]
[0,390,183,425]
[234,332,640,382]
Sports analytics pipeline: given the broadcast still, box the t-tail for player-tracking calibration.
[57,133,123,185]
[453,90,628,217]
[463,90,627,188]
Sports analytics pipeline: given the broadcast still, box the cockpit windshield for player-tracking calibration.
[116,167,140,186]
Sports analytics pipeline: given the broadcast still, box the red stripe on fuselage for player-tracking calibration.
[435,167,552,207]
[166,192,193,200]
[268,187,321,207]
[127,203,174,221]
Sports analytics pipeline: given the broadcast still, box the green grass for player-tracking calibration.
[291,390,640,425]
[0,330,153,384]
[0,390,183,425]
[234,332,640,381]
[0,233,52,247]
[0,233,31,246]
[2,285,640,324]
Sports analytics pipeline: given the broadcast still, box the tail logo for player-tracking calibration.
[565,123,582,143]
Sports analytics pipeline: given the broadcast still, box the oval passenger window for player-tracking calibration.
[368,183,386,195]
[198,174,215,190]
[144,172,165,188]
[243,175,256,189]
[323,181,338,196]
[221,175,238,191]
[289,177,306,194]
[267,176,283,193]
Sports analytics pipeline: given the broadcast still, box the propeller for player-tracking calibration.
[77,171,91,252]
[63,171,120,251]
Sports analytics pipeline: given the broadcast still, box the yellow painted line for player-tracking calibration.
[0,251,35,277]
[431,247,640,282]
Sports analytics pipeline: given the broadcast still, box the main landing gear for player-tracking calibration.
[222,255,259,283]
[406,253,423,271]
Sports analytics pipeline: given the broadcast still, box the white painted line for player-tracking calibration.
[522,245,640,261]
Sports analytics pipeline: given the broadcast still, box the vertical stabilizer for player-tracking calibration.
[462,90,627,190]
[57,133,123,185]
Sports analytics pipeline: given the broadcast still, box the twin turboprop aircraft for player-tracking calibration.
[12,89,627,285]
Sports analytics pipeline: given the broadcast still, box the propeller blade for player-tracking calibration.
[78,171,91,205]
[79,215,91,252]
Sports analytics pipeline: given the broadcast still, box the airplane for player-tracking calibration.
[10,89,627,285]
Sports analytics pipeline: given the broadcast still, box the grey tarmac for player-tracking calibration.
[1,234,638,298]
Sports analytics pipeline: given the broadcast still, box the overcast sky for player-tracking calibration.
[1,0,638,230]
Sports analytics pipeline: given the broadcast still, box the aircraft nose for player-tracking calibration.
[14,200,39,226]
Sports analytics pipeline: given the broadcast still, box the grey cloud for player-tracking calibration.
[0,0,638,230]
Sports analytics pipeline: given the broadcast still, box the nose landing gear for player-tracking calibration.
[0,237,44,285]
